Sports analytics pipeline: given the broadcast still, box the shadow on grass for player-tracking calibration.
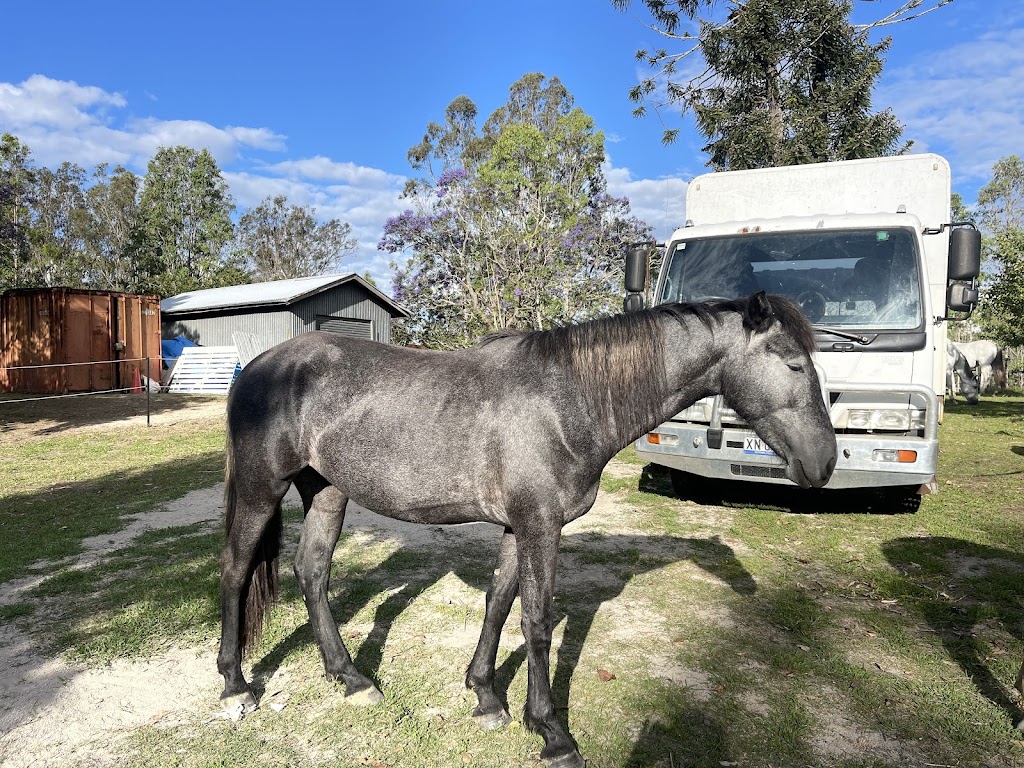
[951,398,1024,421]
[624,704,732,768]
[251,523,756,761]
[0,392,224,436]
[882,536,1024,729]
[0,448,225,584]
[0,448,226,746]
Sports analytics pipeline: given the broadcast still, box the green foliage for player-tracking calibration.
[382,73,652,348]
[24,161,90,287]
[0,135,350,298]
[0,132,35,291]
[136,146,237,296]
[616,0,917,170]
[82,163,145,293]
[234,194,357,280]
[973,155,1024,346]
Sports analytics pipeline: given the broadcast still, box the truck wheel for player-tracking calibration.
[880,486,922,514]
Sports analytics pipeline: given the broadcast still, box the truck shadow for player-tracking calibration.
[638,463,917,514]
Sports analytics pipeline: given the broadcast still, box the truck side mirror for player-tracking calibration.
[948,226,981,281]
[623,245,652,313]
[947,282,979,313]
[625,246,650,293]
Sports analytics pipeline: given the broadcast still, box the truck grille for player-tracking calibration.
[730,464,788,480]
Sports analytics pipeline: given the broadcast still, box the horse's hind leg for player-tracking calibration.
[218,476,290,711]
[293,469,382,704]
[466,529,518,729]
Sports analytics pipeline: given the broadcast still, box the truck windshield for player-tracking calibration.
[660,227,923,329]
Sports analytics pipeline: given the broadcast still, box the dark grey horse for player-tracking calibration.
[217,292,837,767]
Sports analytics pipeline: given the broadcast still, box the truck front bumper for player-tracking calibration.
[636,383,940,491]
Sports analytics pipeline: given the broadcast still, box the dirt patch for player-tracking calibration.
[0,477,534,766]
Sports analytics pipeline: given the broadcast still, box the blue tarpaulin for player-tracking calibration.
[161,335,197,368]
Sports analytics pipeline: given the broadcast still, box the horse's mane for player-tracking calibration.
[503,293,815,446]
[698,294,818,358]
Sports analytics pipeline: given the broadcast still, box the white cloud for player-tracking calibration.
[605,161,688,242]
[879,26,1024,195]
[225,126,287,152]
[0,74,125,129]
[0,75,287,169]
[265,155,404,187]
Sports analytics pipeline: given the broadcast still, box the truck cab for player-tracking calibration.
[627,155,980,502]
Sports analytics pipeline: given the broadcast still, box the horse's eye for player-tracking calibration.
[786,362,804,373]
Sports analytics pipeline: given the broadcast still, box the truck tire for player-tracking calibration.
[883,486,923,514]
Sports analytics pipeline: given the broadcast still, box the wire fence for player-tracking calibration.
[0,357,157,426]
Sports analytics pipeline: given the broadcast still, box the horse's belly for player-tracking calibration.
[354,498,509,527]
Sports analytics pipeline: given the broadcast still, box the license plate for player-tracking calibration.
[743,436,776,456]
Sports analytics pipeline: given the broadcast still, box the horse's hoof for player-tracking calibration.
[544,750,585,768]
[220,690,258,717]
[473,708,512,730]
[345,685,384,706]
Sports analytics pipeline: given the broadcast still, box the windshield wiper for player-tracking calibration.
[813,325,872,344]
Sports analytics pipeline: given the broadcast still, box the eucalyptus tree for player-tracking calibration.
[0,133,35,290]
[82,164,144,292]
[234,195,358,281]
[382,73,651,348]
[613,0,947,169]
[25,161,89,287]
[137,145,236,296]
[974,155,1024,347]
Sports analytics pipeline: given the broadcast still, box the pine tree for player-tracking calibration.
[615,0,937,169]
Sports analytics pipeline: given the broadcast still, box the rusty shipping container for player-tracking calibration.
[0,288,162,394]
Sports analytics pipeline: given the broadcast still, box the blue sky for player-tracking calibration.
[2,0,1022,286]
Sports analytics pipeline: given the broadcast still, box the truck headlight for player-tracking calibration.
[674,401,710,422]
[847,409,924,431]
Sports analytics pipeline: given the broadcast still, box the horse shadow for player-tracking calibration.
[252,514,756,740]
[881,536,1024,727]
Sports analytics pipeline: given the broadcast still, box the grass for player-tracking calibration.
[1,395,1023,767]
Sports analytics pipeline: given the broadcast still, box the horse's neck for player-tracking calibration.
[655,313,728,422]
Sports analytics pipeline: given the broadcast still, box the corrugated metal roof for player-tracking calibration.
[161,273,408,317]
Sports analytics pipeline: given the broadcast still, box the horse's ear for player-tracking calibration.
[744,291,774,333]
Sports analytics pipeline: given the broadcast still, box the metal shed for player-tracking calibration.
[0,288,162,394]
[160,273,409,356]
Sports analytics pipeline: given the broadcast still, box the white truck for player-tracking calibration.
[624,154,981,507]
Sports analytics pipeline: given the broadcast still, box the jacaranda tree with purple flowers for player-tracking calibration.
[381,74,652,348]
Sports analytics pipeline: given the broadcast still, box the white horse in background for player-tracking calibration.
[954,340,1007,394]
[946,341,980,404]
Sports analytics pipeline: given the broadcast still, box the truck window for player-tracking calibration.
[660,228,923,330]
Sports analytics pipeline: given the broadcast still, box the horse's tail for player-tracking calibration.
[223,422,282,656]
[993,348,1008,390]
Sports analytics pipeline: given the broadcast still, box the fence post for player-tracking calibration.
[146,357,151,428]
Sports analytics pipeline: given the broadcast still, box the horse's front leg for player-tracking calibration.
[466,528,518,729]
[517,522,584,768]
